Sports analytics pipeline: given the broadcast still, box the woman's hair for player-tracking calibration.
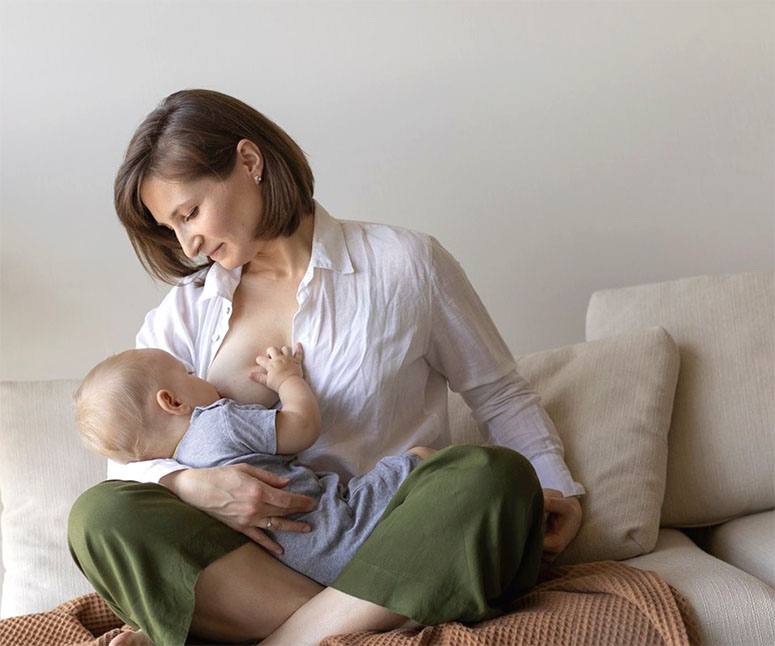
[73,350,161,463]
[114,89,315,285]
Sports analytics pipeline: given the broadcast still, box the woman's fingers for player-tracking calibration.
[263,487,318,514]
[238,464,317,512]
[241,525,285,556]
[542,495,582,554]
[257,516,312,534]
[238,463,289,488]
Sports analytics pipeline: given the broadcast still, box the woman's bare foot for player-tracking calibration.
[260,587,418,645]
[109,629,153,646]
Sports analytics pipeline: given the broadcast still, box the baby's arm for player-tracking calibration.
[252,343,321,455]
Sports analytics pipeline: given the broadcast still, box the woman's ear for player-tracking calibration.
[155,389,192,415]
[236,138,262,177]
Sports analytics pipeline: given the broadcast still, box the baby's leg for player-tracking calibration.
[259,587,421,645]
[407,445,436,460]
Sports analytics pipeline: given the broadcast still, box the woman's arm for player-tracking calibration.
[459,371,586,498]
[423,236,584,558]
[424,236,585,497]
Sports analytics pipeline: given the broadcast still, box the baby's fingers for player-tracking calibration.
[249,371,268,385]
[281,345,291,357]
[293,342,304,362]
[266,346,281,359]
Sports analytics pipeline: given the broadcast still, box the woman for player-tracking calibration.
[67,89,585,645]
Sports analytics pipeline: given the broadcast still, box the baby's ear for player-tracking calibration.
[156,389,187,414]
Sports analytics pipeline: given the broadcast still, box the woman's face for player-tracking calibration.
[139,140,266,270]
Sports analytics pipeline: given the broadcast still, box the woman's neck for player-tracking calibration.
[244,212,315,281]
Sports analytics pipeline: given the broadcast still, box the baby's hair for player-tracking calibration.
[73,350,161,463]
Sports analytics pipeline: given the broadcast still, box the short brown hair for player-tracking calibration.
[114,89,315,285]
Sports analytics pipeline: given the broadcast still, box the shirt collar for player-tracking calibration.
[308,199,354,275]
[199,198,353,302]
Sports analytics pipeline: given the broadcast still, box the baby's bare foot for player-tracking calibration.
[109,629,153,646]
[398,618,424,631]
[407,446,436,460]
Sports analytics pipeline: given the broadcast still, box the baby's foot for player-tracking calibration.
[398,618,424,631]
[109,629,153,646]
[407,446,436,460]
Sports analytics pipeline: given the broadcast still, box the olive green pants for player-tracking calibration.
[68,445,545,645]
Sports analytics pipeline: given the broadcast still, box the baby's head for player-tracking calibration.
[74,348,220,463]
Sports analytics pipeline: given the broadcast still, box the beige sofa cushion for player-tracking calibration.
[623,528,775,646]
[705,510,775,589]
[0,380,106,618]
[449,326,680,565]
[585,271,775,527]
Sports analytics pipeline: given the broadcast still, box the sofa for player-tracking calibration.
[1,270,773,645]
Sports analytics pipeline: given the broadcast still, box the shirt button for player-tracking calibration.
[225,304,232,315]
[212,333,221,342]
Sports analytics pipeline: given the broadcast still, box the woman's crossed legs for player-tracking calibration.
[70,445,542,645]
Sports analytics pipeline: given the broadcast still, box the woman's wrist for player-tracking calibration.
[159,468,190,494]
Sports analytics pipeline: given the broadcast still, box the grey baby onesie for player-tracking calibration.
[174,398,422,586]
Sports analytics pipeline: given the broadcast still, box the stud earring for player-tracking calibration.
[254,175,262,184]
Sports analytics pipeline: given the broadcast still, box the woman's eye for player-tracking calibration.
[184,207,198,222]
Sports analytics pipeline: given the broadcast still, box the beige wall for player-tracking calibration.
[1,0,773,381]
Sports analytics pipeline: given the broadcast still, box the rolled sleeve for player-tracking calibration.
[422,237,585,499]
[462,371,587,498]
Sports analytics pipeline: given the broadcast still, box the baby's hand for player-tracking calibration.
[251,343,304,392]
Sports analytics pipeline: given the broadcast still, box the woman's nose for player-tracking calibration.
[180,232,202,259]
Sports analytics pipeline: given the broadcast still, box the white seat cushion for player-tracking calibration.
[623,528,775,646]
[705,510,775,590]
[0,379,106,617]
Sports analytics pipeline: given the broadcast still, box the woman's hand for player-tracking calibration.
[541,488,583,563]
[160,464,317,556]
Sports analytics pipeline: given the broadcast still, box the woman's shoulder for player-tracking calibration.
[338,217,434,267]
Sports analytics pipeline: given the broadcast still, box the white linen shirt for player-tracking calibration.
[108,200,586,498]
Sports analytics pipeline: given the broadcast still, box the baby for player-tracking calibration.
[73,343,436,589]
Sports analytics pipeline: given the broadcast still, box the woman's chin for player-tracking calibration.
[212,256,239,271]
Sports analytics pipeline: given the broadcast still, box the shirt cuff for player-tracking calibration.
[529,451,587,498]
[106,457,189,484]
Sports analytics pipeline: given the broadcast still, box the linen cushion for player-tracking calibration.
[0,379,106,617]
[705,510,775,589]
[585,271,775,527]
[623,528,775,646]
[449,326,680,564]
